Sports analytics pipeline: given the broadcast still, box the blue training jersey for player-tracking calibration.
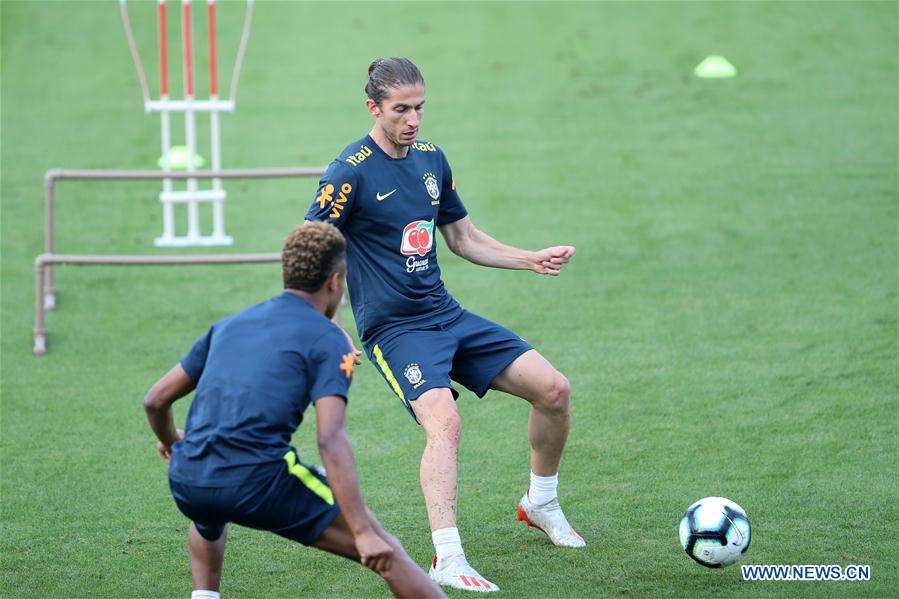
[168,292,354,487]
[305,135,468,344]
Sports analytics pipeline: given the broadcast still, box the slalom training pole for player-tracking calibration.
[182,0,200,240]
[208,0,226,240]
[158,0,175,241]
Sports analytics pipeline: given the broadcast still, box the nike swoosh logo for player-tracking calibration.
[376,189,397,201]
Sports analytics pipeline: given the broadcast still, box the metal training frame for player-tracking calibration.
[120,0,256,246]
[33,167,326,355]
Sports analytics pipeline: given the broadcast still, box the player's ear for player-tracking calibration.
[366,99,380,117]
[326,270,341,292]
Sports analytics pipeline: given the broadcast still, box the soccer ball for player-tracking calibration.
[679,496,751,568]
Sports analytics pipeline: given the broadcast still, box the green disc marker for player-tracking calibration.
[157,145,206,169]
[694,55,737,79]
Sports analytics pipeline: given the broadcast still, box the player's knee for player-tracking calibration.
[379,552,413,585]
[542,372,571,414]
[418,392,462,447]
[433,409,461,447]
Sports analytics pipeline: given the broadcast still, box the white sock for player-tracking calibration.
[528,471,559,505]
[191,591,220,599]
[432,527,464,568]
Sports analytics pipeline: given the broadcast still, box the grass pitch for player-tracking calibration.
[1,1,896,598]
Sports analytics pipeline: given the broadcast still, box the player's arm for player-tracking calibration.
[314,396,394,573]
[334,321,363,365]
[143,363,195,463]
[145,328,210,462]
[305,161,358,227]
[439,215,576,276]
[306,164,362,359]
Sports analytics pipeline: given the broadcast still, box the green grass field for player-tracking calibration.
[2,1,896,597]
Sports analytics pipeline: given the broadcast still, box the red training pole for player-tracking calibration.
[158,0,168,96]
[182,0,194,98]
[208,0,218,97]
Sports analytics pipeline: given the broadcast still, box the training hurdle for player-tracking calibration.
[34,167,325,356]
[120,0,255,246]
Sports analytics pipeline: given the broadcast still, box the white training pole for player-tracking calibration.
[119,1,151,105]
[160,109,175,241]
[228,0,254,105]
[210,111,225,240]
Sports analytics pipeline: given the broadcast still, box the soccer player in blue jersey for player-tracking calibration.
[144,222,445,599]
[306,58,584,593]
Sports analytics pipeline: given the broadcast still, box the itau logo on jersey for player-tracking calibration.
[401,220,434,256]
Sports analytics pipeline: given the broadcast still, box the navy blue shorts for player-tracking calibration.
[168,449,340,544]
[366,310,533,423]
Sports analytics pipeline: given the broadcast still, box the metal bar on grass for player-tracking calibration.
[33,252,280,356]
[38,166,326,354]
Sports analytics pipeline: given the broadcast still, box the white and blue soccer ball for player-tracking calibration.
[679,496,751,568]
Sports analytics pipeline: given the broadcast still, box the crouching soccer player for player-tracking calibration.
[143,221,445,599]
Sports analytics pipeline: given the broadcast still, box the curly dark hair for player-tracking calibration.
[282,221,346,292]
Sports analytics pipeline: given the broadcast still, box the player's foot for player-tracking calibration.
[517,491,586,548]
[428,553,499,592]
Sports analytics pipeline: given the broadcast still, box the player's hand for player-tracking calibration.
[531,245,576,276]
[355,530,394,575]
[339,326,363,365]
[156,428,184,464]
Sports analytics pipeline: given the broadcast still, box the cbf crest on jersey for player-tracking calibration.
[422,172,440,200]
[404,363,423,385]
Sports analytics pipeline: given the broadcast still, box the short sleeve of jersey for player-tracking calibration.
[437,148,467,226]
[308,327,354,403]
[305,160,358,229]
[180,327,212,382]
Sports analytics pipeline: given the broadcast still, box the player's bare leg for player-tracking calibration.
[314,511,446,598]
[411,388,499,591]
[410,388,461,531]
[490,349,586,547]
[491,350,570,475]
[188,522,227,593]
